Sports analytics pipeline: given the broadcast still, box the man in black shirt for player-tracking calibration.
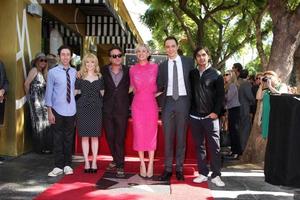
[189,47,225,187]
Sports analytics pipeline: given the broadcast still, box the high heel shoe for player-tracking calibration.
[147,162,153,179]
[84,162,90,173]
[91,162,98,174]
[90,168,98,173]
[139,162,147,178]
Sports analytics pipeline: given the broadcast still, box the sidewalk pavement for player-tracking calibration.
[0,152,298,200]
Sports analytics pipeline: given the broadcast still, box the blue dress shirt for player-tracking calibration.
[45,64,77,116]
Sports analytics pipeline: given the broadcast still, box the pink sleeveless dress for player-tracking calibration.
[130,62,158,151]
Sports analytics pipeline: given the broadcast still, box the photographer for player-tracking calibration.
[256,71,289,138]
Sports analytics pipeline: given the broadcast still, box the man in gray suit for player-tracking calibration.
[157,36,194,181]
[238,69,255,152]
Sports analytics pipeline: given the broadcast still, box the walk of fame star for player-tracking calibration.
[96,172,170,194]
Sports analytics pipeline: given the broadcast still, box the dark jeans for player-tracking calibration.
[103,114,128,168]
[52,109,75,169]
[190,117,222,178]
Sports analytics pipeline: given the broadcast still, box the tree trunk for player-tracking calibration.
[267,18,300,82]
[268,0,300,83]
[294,46,300,92]
[240,101,267,164]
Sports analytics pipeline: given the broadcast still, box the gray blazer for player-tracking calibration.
[157,56,194,109]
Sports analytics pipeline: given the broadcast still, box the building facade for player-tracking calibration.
[0,0,143,156]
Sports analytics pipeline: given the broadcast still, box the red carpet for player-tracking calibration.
[74,119,200,159]
[35,156,214,200]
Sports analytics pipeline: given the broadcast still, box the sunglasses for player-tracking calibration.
[111,54,122,58]
[256,77,261,80]
[39,59,47,63]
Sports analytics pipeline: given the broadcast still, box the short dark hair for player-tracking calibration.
[239,69,249,79]
[108,46,123,56]
[164,36,178,46]
[193,46,211,59]
[233,63,243,72]
[57,45,73,56]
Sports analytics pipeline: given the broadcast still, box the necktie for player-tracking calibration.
[64,68,71,103]
[172,60,179,100]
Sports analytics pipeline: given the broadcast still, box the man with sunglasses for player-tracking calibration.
[101,46,130,178]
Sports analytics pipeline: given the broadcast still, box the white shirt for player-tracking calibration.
[167,55,187,96]
[198,64,211,77]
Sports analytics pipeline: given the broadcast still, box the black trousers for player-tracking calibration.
[0,100,5,125]
[228,107,242,155]
[103,114,128,168]
[52,109,75,169]
[190,117,222,178]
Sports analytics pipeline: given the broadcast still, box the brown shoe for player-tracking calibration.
[106,162,116,171]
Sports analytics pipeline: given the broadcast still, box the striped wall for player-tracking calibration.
[40,0,137,50]
[43,19,82,46]
[86,15,136,50]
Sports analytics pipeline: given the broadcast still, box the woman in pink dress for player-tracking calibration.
[130,44,158,178]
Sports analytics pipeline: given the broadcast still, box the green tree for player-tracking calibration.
[141,0,256,70]
[242,0,300,164]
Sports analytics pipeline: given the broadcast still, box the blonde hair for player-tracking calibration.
[255,72,263,78]
[263,70,280,86]
[79,53,101,78]
[135,43,151,54]
[263,70,278,78]
[224,70,238,92]
[34,59,48,80]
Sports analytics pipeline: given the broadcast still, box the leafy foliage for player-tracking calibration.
[140,0,271,71]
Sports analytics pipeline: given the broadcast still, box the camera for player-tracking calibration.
[262,77,270,82]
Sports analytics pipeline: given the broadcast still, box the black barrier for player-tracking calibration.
[264,94,300,188]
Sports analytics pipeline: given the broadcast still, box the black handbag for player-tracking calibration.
[220,129,231,147]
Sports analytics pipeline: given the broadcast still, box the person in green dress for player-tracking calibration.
[256,70,289,138]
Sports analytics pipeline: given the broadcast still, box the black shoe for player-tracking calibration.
[138,174,147,179]
[116,168,125,178]
[42,150,52,154]
[90,168,98,173]
[176,171,185,181]
[158,171,172,181]
[225,153,240,160]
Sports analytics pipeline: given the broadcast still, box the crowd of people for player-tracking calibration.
[222,63,291,160]
[21,36,296,188]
